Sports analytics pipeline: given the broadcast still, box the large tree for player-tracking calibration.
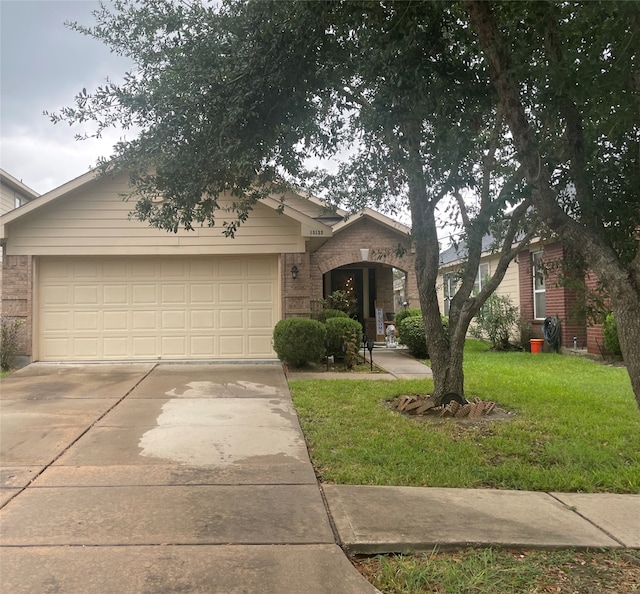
[52,1,543,404]
[466,0,640,408]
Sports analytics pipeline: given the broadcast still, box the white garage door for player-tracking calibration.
[37,256,279,361]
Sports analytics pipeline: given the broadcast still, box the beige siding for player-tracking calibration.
[6,174,305,256]
[437,255,521,315]
[0,171,38,215]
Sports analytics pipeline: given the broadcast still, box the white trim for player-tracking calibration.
[532,251,546,319]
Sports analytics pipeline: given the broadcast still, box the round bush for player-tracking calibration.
[398,315,429,359]
[272,318,326,367]
[325,317,363,367]
[395,308,422,327]
[315,308,349,323]
[603,312,622,356]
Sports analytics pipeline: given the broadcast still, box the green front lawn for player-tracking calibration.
[289,341,640,493]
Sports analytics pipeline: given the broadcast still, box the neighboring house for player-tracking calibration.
[437,235,521,318]
[0,170,419,363]
[0,169,39,215]
[0,170,39,308]
[437,235,608,355]
[517,239,607,355]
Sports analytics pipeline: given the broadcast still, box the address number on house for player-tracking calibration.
[309,229,325,236]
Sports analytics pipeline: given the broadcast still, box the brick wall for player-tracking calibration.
[519,242,603,350]
[0,254,33,359]
[584,271,607,355]
[282,217,417,320]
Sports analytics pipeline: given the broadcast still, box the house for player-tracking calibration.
[437,235,607,354]
[437,235,521,319]
[0,170,39,309]
[0,169,39,215]
[0,169,419,364]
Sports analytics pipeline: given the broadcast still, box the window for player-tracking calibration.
[473,263,490,295]
[14,195,22,209]
[443,272,456,316]
[532,252,546,319]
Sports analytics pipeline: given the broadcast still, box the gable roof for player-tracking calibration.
[1,170,412,242]
[439,235,497,266]
[331,207,411,236]
[0,170,335,240]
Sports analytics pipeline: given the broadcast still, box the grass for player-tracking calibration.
[354,548,640,593]
[289,341,640,492]
[291,341,640,592]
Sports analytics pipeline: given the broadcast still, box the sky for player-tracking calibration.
[0,0,417,229]
[0,0,134,194]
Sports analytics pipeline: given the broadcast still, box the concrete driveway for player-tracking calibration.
[0,363,378,593]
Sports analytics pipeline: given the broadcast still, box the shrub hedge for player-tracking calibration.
[398,315,429,358]
[603,312,622,356]
[272,317,326,367]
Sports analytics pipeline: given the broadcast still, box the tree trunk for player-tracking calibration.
[467,0,640,410]
[610,280,640,410]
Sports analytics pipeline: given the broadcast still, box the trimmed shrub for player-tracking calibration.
[325,317,363,368]
[272,318,326,368]
[315,308,349,323]
[603,312,622,356]
[398,315,429,359]
[395,308,422,327]
[0,317,24,371]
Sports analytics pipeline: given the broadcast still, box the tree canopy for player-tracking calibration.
[51,0,639,407]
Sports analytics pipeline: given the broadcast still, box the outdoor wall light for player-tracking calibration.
[291,265,299,280]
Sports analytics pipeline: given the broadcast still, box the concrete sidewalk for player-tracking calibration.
[370,346,433,379]
[324,485,640,554]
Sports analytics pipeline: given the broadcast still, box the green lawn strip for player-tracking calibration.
[289,342,640,492]
[355,548,640,594]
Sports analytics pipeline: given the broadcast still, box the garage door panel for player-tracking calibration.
[38,256,278,361]
[248,309,274,329]
[104,311,128,331]
[132,311,157,330]
[104,337,129,358]
[43,285,70,306]
[249,335,272,355]
[42,311,70,332]
[248,282,273,302]
[132,337,157,357]
[191,336,215,357]
[133,285,157,304]
[219,309,244,329]
[74,311,99,331]
[219,283,243,303]
[103,285,128,304]
[191,310,214,329]
[190,284,214,303]
[219,335,244,356]
[161,284,186,303]
[162,311,186,330]
[73,338,99,358]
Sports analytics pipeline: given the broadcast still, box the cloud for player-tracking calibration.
[0,124,130,194]
[0,0,134,193]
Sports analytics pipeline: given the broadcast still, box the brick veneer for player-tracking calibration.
[282,217,418,321]
[519,242,603,353]
[0,254,33,359]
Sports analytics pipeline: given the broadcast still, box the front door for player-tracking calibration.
[330,268,364,322]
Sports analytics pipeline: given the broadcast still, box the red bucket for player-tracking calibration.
[530,338,544,354]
